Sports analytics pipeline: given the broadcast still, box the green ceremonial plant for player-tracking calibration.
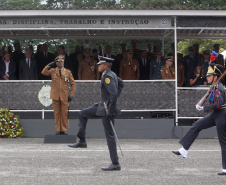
[0,108,24,138]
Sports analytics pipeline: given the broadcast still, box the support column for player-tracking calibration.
[174,16,178,126]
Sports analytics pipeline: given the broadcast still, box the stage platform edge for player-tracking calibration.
[44,135,77,143]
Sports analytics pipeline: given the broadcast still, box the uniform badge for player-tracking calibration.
[105,78,110,84]
[133,65,137,71]
[65,75,69,81]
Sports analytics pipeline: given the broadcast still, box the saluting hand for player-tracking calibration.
[47,61,56,67]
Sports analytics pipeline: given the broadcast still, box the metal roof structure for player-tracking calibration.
[0,9,225,39]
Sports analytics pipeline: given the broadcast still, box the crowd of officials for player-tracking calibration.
[0,40,224,87]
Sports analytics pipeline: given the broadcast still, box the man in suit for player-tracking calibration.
[68,57,124,171]
[70,45,82,79]
[41,55,76,135]
[131,40,141,60]
[19,48,38,80]
[149,53,165,79]
[0,52,16,80]
[36,43,55,80]
[139,50,150,80]
[183,46,199,87]
[146,43,155,62]
[13,42,25,79]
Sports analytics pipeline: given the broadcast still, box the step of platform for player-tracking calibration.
[44,135,77,143]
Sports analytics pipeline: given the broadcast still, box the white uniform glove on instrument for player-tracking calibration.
[196,104,204,111]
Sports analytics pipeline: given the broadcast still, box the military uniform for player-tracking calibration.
[149,60,165,79]
[78,58,99,80]
[173,63,226,175]
[161,65,175,79]
[41,65,76,133]
[119,59,140,80]
[76,68,124,165]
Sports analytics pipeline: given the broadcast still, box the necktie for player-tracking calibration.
[59,70,62,77]
[169,67,172,74]
[27,59,30,68]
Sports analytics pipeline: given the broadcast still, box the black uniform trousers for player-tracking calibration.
[77,104,119,164]
[180,109,226,169]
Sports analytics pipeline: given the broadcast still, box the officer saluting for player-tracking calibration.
[68,56,124,171]
[172,62,226,175]
[41,55,76,135]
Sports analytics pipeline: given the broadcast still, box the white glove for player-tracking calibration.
[196,104,204,111]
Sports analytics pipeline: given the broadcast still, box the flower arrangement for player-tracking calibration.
[0,108,24,138]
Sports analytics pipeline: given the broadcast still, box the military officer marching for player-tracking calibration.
[119,49,140,80]
[68,56,124,171]
[172,61,226,175]
[41,55,76,135]
[78,48,99,80]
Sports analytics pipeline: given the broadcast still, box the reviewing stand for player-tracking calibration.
[44,135,77,143]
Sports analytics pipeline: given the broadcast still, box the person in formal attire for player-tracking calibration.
[28,45,35,59]
[183,46,199,87]
[198,50,210,76]
[131,40,141,60]
[189,65,207,86]
[0,52,16,80]
[172,63,226,175]
[115,43,127,76]
[70,45,82,80]
[78,48,99,80]
[68,57,124,171]
[161,57,175,80]
[41,55,76,135]
[19,48,38,80]
[13,42,25,79]
[146,43,155,62]
[149,52,165,80]
[139,50,150,80]
[36,43,55,80]
[119,49,140,80]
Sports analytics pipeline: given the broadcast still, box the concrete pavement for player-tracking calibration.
[0,138,225,185]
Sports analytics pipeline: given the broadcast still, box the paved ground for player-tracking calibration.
[0,138,225,185]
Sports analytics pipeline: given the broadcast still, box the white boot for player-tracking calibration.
[178,147,188,158]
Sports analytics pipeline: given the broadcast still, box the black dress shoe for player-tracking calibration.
[61,131,68,135]
[101,164,121,171]
[55,132,61,135]
[68,141,87,148]
[172,151,181,156]
[218,172,226,175]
